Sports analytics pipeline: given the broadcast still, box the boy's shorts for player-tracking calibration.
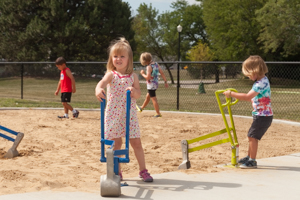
[148,89,156,97]
[248,115,273,140]
[61,92,72,102]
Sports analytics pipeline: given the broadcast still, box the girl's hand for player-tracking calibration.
[223,90,231,98]
[164,82,169,88]
[126,87,136,98]
[95,88,106,102]
[140,70,145,75]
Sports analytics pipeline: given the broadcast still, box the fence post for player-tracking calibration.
[21,64,24,99]
[177,36,181,110]
[177,62,180,110]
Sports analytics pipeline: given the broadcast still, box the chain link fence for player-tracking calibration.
[0,61,299,121]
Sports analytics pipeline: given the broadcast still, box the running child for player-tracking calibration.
[223,55,273,169]
[54,57,79,119]
[95,38,153,182]
[136,52,168,117]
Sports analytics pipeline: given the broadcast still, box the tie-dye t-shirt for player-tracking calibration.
[146,62,159,90]
[251,76,273,116]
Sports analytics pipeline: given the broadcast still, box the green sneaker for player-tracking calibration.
[136,104,143,112]
[238,156,249,165]
[240,160,257,169]
[153,114,162,118]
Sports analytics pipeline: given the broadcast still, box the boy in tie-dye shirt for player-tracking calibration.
[251,76,273,116]
[223,55,273,169]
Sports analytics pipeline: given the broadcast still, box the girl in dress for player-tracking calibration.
[95,38,153,182]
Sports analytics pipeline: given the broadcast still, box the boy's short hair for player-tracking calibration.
[140,52,152,66]
[242,55,268,77]
[55,57,66,65]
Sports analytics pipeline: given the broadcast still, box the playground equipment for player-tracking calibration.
[178,88,239,169]
[0,125,24,158]
[100,90,131,197]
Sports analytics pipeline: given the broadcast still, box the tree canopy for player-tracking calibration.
[1,0,299,62]
[0,0,135,61]
[132,0,207,83]
[133,0,207,62]
[199,0,268,61]
[186,42,213,61]
[256,0,300,58]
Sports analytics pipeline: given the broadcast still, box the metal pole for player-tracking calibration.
[21,64,24,99]
[177,32,180,110]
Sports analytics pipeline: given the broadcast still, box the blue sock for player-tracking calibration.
[249,158,256,161]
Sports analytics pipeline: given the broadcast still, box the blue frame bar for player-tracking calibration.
[0,133,15,142]
[100,90,131,174]
[100,98,106,162]
[125,90,131,161]
[0,125,18,136]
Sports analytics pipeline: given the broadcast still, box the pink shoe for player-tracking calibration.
[119,171,123,181]
[139,169,153,182]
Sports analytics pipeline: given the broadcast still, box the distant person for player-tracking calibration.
[136,52,168,117]
[54,57,79,119]
[95,38,153,182]
[223,55,273,169]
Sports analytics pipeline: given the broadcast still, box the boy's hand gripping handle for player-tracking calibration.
[215,88,239,107]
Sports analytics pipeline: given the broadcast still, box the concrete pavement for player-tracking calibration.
[1,152,300,200]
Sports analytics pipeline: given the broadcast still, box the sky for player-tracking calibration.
[124,0,200,15]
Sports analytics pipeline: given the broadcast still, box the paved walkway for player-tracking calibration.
[1,153,300,200]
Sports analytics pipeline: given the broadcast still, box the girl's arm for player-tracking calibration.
[95,72,113,101]
[158,64,168,88]
[140,65,152,80]
[223,89,258,102]
[126,73,141,99]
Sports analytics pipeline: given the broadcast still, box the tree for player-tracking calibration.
[0,0,135,61]
[199,0,268,61]
[256,0,300,58]
[186,42,213,61]
[132,0,207,83]
[186,42,214,80]
[132,3,163,60]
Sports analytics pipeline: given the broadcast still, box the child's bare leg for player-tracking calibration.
[113,138,122,150]
[113,138,123,171]
[141,93,151,109]
[62,102,73,113]
[130,138,146,171]
[151,97,160,115]
[248,137,258,159]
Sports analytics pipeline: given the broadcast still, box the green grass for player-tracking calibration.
[0,76,299,122]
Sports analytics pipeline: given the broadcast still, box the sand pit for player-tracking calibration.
[0,109,299,195]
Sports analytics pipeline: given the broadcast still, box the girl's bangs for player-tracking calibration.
[111,44,128,55]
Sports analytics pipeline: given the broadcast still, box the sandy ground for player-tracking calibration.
[0,109,299,195]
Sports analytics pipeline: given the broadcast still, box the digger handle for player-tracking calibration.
[215,88,239,107]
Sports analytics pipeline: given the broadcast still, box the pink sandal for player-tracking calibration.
[139,169,153,182]
[118,171,123,181]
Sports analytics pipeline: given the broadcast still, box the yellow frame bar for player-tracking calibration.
[187,128,229,144]
[178,88,240,169]
[189,138,230,153]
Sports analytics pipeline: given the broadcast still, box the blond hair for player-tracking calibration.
[106,37,133,74]
[242,55,268,77]
[140,52,152,66]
